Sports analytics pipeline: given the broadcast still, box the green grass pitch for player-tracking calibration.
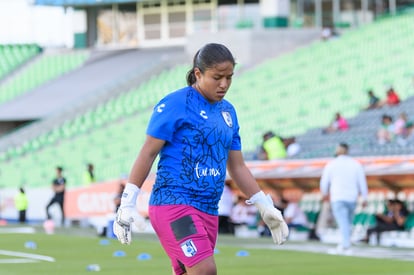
[1,227,414,274]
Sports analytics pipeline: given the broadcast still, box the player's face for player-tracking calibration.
[194,61,234,103]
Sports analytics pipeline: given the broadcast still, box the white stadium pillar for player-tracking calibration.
[260,0,290,28]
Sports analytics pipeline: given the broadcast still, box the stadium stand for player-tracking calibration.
[0,48,188,187]
[226,12,414,154]
[0,49,89,106]
[0,5,412,249]
[0,12,413,189]
[0,44,40,81]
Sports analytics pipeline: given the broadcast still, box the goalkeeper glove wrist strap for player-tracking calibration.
[121,183,140,208]
[245,191,267,205]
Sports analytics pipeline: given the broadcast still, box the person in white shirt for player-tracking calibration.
[320,143,368,255]
[230,196,258,227]
[280,198,308,229]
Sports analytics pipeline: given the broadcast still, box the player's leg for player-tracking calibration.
[19,210,24,223]
[345,201,356,243]
[149,205,218,275]
[331,201,351,248]
[45,197,56,219]
[58,199,65,226]
[185,255,216,275]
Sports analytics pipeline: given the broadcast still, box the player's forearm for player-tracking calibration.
[128,153,157,187]
[394,214,406,227]
[128,136,164,187]
[228,166,260,198]
[227,151,261,197]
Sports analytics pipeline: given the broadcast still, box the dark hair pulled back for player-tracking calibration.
[186,43,236,86]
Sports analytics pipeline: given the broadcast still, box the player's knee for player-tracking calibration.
[187,259,216,275]
[203,264,217,275]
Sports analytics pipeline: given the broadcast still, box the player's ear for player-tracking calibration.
[194,67,202,81]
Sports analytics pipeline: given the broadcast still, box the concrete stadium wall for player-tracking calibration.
[185,28,322,67]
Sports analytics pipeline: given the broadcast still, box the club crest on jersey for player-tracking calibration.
[181,239,197,257]
[221,112,232,127]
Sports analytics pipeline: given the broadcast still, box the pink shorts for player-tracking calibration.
[149,205,218,275]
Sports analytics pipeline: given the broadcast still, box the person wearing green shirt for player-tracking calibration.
[83,163,96,185]
[15,187,28,223]
[262,131,287,160]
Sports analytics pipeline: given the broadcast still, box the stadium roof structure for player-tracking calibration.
[34,0,138,6]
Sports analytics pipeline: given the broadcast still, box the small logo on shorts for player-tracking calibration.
[181,239,197,257]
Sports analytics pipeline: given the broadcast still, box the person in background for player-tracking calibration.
[15,187,28,223]
[284,136,301,157]
[377,114,394,145]
[230,195,258,229]
[321,27,332,40]
[45,166,66,226]
[322,112,349,134]
[320,143,368,255]
[393,112,409,138]
[262,131,287,159]
[360,199,409,245]
[83,163,95,185]
[378,87,400,107]
[112,43,288,275]
[114,180,126,214]
[365,90,380,110]
[279,197,309,230]
[218,182,235,234]
[277,197,319,240]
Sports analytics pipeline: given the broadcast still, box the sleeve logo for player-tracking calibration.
[156,103,166,113]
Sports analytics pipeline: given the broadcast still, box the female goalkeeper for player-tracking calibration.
[113,43,289,275]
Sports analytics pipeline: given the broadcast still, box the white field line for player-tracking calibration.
[0,250,55,263]
[0,227,36,234]
[0,259,38,263]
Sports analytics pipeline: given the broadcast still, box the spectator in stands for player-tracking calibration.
[218,182,236,234]
[360,199,409,245]
[322,112,349,134]
[83,163,96,185]
[365,90,380,110]
[321,27,332,40]
[284,136,301,157]
[14,187,28,223]
[321,26,339,41]
[262,131,287,159]
[378,87,401,107]
[45,166,66,226]
[393,112,409,137]
[377,114,394,145]
[320,143,368,255]
[405,121,414,143]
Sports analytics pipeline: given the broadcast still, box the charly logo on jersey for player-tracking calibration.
[156,103,165,113]
[199,110,208,119]
[221,111,232,127]
[181,239,197,257]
